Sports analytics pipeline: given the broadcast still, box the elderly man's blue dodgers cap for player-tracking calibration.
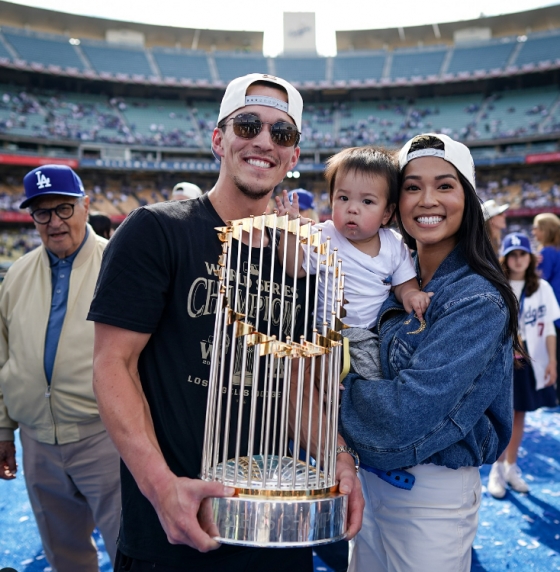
[288,188,315,211]
[21,165,86,209]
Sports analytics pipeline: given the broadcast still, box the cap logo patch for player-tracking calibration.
[511,235,521,246]
[35,170,52,189]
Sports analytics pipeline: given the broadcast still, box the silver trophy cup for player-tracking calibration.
[201,213,348,547]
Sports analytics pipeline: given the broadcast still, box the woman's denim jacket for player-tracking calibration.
[340,245,513,471]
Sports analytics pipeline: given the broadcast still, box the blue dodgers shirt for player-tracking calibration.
[44,228,89,385]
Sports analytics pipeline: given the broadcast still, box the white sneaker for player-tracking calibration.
[505,462,530,493]
[488,461,507,499]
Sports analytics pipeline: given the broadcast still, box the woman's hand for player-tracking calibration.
[544,359,557,386]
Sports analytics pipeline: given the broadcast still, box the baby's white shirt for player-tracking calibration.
[302,220,417,329]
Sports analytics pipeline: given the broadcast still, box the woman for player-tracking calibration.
[340,133,521,572]
[487,232,559,499]
[483,198,509,255]
[532,212,560,404]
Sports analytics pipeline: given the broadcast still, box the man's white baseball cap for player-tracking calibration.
[217,73,303,132]
[399,133,476,190]
[172,182,202,199]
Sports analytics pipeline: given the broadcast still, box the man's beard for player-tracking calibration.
[233,176,272,201]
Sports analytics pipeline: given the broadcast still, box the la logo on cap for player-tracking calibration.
[511,235,521,246]
[35,170,52,189]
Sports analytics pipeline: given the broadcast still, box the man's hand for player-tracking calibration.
[275,189,300,220]
[336,452,364,541]
[0,440,16,480]
[151,474,235,552]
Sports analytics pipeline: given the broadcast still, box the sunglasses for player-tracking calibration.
[222,113,300,147]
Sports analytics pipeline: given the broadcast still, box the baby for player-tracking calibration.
[277,146,431,379]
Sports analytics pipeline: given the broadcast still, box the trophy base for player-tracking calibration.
[212,491,348,547]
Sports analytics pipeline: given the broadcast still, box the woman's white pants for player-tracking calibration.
[349,463,481,572]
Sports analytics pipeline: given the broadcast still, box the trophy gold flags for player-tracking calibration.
[200,213,347,547]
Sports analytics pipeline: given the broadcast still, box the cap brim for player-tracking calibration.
[497,204,509,215]
[20,190,85,209]
[502,245,531,256]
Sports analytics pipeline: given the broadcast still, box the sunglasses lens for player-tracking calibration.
[232,114,262,139]
[271,122,299,147]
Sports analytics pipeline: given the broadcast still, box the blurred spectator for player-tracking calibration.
[170,182,202,201]
[483,199,509,255]
[533,212,560,404]
[288,188,319,223]
[89,211,113,239]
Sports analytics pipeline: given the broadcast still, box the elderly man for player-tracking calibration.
[88,73,363,572]
[0,165,120,571]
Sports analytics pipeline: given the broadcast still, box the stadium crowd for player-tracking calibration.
[2,86,559,149]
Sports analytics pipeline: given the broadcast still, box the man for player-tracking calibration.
[170,181,203,200]
[0,165,121,571]
[88,73,363,571]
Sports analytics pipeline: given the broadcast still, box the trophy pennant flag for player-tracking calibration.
[201,212,348,547]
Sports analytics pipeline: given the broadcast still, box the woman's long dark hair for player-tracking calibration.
[396,135,524,358]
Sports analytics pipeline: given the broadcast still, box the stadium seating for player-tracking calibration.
[515,31,560,67]
[273,56,328,84]
[0,35,14,60]
[475,86,559,140]
[446,40,516,75]
[2,29,84,70]
[1,24,560,85]
[214,52,269,82]
[118,98,200,147]
[390,48,446,79]
[151,49,212,81]
[81,42,153,77]
[405,93,485,140]
[332,52,386,82]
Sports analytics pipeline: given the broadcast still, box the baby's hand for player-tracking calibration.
[275,189,300,220]
[403,290,433,322]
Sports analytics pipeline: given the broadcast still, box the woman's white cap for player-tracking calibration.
[217,73,303,132]
[482,199,509,221]
[399,133,476,190]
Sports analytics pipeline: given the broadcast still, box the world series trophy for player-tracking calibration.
[200,212,348,547]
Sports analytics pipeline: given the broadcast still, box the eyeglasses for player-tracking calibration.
[222,113,300,147]
[30,203,76,224]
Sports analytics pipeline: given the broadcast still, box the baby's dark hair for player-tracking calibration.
[324,146,398,213]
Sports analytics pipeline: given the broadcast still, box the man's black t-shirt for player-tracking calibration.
[88,195,311,569]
